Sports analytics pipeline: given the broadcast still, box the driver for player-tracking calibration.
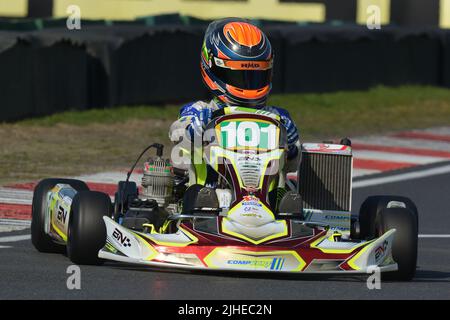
[170,18,300,182]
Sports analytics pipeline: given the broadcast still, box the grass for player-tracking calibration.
[1,85,450,185]
[18,86,450,134]
[18,105,181,127]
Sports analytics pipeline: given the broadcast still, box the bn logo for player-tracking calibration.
[112,228,132,247]
[57,205,68,223]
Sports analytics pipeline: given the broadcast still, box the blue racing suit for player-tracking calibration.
[178,99,300,159]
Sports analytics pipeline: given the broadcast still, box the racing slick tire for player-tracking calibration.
[377,207,418,281]
[67,191,112,265]
[356,195,418,240]
[31,178,89,253]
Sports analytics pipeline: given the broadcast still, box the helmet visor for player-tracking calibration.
[211,62,272,90]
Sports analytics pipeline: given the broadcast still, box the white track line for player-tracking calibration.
[353,164,450,188]
[352,150,446,164]
[352,136,450,151]
[419,234,450,238]
[353,168,381,177]
[0,219,31,232]
[0,188,33,205]
[423,127,450,136]
[0,219,31,226]
[0,234,31,243]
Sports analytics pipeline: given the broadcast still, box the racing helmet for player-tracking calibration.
[200,18,274,107]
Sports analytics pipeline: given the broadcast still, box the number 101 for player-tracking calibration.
[220,121,278,150]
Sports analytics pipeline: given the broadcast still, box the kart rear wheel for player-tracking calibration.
[31,178,89,253]
[356,195,418,240]
[67,191,112,265]
[377,207,418,281]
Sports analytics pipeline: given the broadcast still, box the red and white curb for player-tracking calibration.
[1,127,450,221]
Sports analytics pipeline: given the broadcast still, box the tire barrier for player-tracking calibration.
[0,24,449,121]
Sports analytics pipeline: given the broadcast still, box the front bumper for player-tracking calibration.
[99,216,398,274]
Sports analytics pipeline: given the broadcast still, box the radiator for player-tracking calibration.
[298,151,352,211]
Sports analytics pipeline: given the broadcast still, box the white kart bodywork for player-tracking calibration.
[98,216,398,274]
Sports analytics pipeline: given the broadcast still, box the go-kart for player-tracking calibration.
[31,107,418,280]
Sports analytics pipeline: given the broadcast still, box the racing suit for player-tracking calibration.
[169,99,300,183]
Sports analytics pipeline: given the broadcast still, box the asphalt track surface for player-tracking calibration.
[1,163,450,300]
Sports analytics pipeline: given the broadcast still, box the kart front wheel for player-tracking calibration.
[67,191,112,265]
[31,178,88,253]
[357,195,418,240]
[377,207,418,281]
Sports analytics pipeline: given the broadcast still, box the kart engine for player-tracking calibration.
[141,155,174,207]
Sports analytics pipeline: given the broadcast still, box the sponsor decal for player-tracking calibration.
[302,143,351,154]
[240,62,260,69]
[205,249,306,271]
[239,196,266,218]
[374,240,388,261]
[112,228,132,247]
[324,215,350,221]
[238,155,262,162]
[317,143,329,150]
[242,196,262,207]
[56,205,68,223]
[241,149,257,155]
[227,257,285,270]
[241,212,262,219]
[214,57,225,67]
